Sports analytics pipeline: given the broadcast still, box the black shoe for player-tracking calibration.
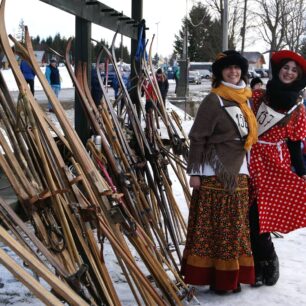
[263,254,279,286]
[252,261,265,287]
[233,283,241,293]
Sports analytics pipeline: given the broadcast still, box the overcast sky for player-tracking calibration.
[4,0,267,60]
[4,0,188,57]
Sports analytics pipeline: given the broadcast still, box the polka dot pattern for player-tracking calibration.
[249,91,306,234]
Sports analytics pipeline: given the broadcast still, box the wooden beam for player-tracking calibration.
[39,0,138,39]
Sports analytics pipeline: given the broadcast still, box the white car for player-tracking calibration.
[248,69,260,78]
[197,69,212,79]
[188,71,202,84]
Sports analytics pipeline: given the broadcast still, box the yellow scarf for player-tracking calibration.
[211,83,258,151]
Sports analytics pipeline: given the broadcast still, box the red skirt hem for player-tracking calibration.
[181,261,255,290]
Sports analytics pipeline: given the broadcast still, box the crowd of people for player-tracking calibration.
[182,49,306,295]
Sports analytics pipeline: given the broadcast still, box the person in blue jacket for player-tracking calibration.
[20,60,36,95]
[112,68,130,115]
[45,58,61,112]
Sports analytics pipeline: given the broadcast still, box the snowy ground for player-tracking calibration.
[0,68,305,306]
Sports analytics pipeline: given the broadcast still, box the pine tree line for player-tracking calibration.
[14,19,131,64]
[30,34,130,64]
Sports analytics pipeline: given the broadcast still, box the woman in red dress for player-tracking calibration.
[249,50,306,287]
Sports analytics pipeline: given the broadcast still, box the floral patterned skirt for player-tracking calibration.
[181,175,255,290]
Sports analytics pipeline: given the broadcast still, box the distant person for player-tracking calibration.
[20,59,36,95]
[174,66,180,94]
[45,57,61,112]
[112,69,130,99]
[91,63,104,106]
[250,77,263,91]
[156,68,169,106]
[112,68,130,115]
[144,77,157,114]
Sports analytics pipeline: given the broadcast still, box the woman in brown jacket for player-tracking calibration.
[181,50,257,293]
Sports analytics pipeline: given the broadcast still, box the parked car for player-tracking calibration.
[100,63,131,86]
[188,70,202,84]
[255,68,268,78]
[100,64,116,86]
[166,67,175,80]
[197,69,212,79]
[248,69,260,78]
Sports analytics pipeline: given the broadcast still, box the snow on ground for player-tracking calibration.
[0,70,305,306]
[1,66,73,92]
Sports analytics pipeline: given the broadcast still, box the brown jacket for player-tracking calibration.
[187,93,248,192]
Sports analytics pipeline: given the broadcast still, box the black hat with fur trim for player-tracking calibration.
[212,50,249,78]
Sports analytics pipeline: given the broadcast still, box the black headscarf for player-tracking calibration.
[266,59,306,111]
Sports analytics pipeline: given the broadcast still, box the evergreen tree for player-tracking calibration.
[114,44,130,63]
[152,53,159,66]
[31,35,41,50]
[17,19,25,43]
[188,3,217,61]
[173,2,234,61]
[173,21,186,59]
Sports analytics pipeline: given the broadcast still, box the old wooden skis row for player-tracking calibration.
[0,0,198,304]
[106,32,190,255]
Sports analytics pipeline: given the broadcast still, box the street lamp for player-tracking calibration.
[155,21,160,56]
[222,0,228,50]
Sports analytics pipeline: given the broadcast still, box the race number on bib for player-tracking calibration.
[224,106,249,138]
[256,103,285,136]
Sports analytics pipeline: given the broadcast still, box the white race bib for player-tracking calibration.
[256,103,286,136]
[224,106,249,138]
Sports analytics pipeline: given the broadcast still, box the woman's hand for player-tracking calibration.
[301,174,306,180]
[189,176,201,189]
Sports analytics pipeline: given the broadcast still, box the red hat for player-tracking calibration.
[271,50,306,74]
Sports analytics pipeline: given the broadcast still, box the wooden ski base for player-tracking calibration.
[0,226,89,305]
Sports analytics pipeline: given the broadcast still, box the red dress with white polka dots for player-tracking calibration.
[249,90,306,234]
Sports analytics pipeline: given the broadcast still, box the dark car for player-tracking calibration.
[101,64,117,86]
[166,67,175,80]
[188,71,202,84]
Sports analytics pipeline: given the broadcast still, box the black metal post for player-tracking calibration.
[74,16,92,145]
[130,0,143,118]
